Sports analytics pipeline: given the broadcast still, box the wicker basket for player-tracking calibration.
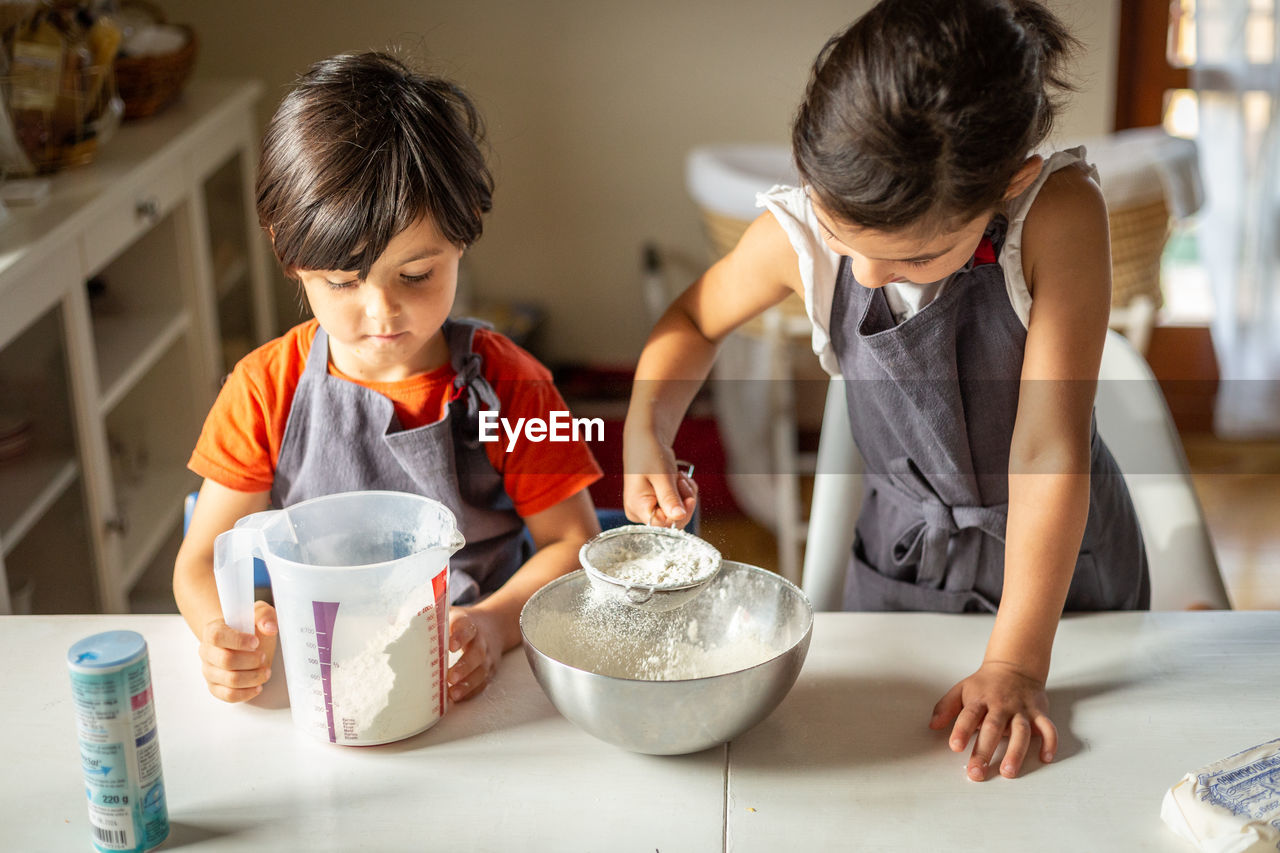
[699,199,1171,318]
[1,64,118,174]
[699,206,752,260]
[113,23,197,119]
[1107,196,1170,311]
[697,207,810,337]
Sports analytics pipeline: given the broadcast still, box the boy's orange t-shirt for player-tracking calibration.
[189,320,602,517]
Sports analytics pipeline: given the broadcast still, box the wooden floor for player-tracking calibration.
[701,435,1280,611]
[1184,436,1280,610]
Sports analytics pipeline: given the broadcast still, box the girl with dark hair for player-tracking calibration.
[174,52,602,707]
[624,0,1148,781]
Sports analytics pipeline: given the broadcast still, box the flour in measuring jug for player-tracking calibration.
[329,583,441,742]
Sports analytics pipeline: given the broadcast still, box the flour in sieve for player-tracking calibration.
[587,529,719,588]
[330,581,442,742]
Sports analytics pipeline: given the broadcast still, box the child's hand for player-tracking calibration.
[928,660,1057,781]
[623,434,697,528]
[198,600,278,703]
[447,606,504,702]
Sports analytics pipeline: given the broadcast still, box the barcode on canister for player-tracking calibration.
[91,824,129,847]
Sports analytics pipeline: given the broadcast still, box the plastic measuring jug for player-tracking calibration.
[213,490,465,746]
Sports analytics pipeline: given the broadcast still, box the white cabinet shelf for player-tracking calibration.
[0,80,275,614]
[0,453,79,557]
[216,254,248,300]
[118,463,200,592]
[95,311,193,413]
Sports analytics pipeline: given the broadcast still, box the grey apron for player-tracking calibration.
[830,220,1150,613]
[272,320,528,604]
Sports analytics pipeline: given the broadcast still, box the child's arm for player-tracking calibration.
[173,479,276,703]
[930,165,1112,780]
[445,488,600,701]
[624,211,803,525]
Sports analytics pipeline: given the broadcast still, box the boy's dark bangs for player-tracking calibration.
[276,163,429,279]
[258,53,492,279]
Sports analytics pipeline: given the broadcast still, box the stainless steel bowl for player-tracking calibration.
[520,560,813,755]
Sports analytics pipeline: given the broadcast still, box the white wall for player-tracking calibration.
[162,0,1118,365]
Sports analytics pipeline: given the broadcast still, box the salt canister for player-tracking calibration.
[67,630,170,852]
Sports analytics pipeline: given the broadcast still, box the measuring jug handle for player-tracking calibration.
[212,524,266,635]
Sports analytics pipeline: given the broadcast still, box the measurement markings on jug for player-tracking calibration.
[311,601,341,743]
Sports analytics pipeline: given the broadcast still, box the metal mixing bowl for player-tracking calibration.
[520,560,813,755]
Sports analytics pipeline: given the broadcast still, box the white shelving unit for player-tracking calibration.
[0,80,275,614]
[0,452,78,551]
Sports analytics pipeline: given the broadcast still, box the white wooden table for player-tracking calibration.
[3,611,1275,851]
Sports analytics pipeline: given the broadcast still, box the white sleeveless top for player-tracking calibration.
[755,147,1097,376]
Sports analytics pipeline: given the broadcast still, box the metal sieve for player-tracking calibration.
[579,524,723,612]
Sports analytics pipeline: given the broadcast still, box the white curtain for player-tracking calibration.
[1194,0,1280,436]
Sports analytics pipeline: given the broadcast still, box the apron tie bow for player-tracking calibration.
[877,458,1007,590]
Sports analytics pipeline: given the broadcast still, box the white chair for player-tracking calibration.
[685,145,815,583]
[801,330,1230,611]
[1094,329,1229,609]
[798,373,863,611]
[1068,129,1203,356]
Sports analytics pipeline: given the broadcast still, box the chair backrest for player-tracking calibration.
[800,378,862,611]
[183,491,272,590]
[1094,330,1229,609]
[800,331,1230,611]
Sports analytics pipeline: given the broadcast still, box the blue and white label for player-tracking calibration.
[1198,750,1280,827]
[1162,737,1280,852]
[68,633,169,853]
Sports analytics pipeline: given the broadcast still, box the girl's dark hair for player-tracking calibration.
[257,51,493,278]
[792,0,1079,233]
